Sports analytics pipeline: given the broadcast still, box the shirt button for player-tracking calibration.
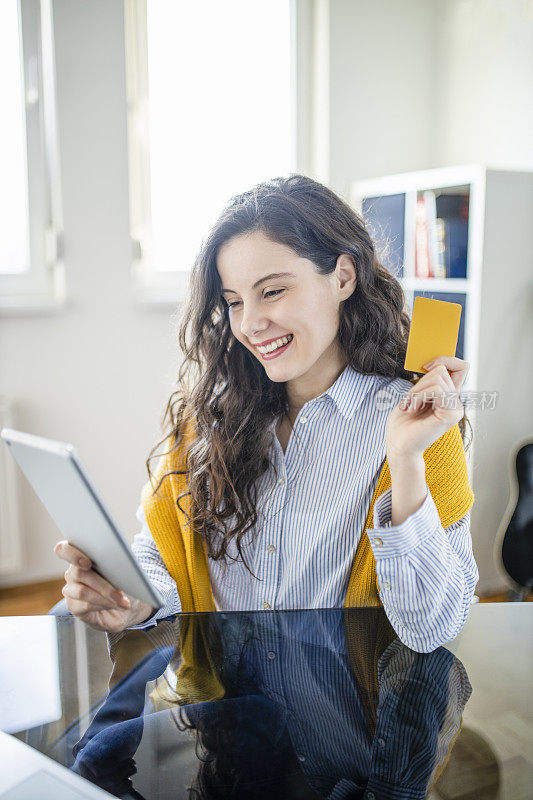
[277,477,286,486]
[263,601,271,609]
[299,416,308,424]
[373,537,383,547]
[267,651,276,659]
[365,793,376,800]
[267,544,276,553]
[377,737,385,747]
[381,581,390,590]
[298,754,306,762]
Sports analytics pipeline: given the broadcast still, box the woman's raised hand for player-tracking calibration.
[54,540,155,633]
[385,355,470,462]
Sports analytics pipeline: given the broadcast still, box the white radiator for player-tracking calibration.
[0,397,23,574]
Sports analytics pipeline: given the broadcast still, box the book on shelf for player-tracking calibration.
[414,192,469,280]
[436,194,469,279]
[415,195,430,278]
[423,190,447,279]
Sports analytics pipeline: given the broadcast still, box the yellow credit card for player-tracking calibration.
[404,296,462,373]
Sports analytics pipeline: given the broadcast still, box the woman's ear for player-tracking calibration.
[335,253,357,298]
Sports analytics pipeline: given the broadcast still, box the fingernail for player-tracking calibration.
[423,362,433,369]
[121,593,130,607]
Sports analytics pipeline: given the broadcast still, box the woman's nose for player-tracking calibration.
[240,306,268,340]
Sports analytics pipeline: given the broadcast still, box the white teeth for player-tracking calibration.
[258,334,293,354]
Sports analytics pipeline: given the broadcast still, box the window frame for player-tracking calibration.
[0,0,64,315]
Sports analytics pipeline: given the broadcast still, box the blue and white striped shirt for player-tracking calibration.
[131,365,478,652]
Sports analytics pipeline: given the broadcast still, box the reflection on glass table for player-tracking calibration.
[1,604,531,800]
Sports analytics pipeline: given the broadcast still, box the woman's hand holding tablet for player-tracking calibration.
[0,427,164,622]
[54,540,156,632]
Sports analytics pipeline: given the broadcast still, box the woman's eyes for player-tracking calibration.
[227,289,284,309]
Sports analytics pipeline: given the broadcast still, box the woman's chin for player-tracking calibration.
[264,362,305,384]
[259,358,291,377]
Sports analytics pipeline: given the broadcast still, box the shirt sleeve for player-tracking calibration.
[366,484,478,653]
[128,502,182,629]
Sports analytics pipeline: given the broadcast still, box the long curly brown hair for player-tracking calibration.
[145,174,472,577]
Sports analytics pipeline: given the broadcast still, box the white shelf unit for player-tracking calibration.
[350,164,533,594]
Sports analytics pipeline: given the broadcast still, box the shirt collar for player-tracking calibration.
[321,364,378,421]
[268,364,378,430]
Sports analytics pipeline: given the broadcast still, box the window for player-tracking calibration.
[0,0,63,313]
[1,2,30,276]
[125,0,299,305]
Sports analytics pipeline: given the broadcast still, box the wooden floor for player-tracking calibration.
[0,578,65,616]
[0,579,532,616]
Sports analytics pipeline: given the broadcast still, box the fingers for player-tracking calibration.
[423,355,468,371]
[423,357,470,391]
[412,365,459,406]
[63,564,130,610]
[55,539,131,618]
[419,364,456,390]
[407,372,452,401]
[54,540,92,569]
[62,582,127,613]
[62,589,114,616]
[403,379,462,414]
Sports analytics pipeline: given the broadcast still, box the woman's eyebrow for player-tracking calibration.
[221,271,296,295]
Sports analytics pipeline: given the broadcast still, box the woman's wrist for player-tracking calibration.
[387,453,427,527]
[129,598,157,626]
[387,448,425,472]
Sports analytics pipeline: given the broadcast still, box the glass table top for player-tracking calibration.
[1,603,532,800]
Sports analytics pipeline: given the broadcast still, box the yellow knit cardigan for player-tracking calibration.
[140,417,474,613]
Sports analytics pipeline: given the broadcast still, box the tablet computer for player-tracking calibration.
[0,428,163,610]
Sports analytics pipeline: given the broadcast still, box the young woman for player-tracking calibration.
[55,174,478,652]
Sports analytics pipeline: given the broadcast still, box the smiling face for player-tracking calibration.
[216,230,357,411]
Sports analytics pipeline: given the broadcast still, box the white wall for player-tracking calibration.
[1,0,531,589]
[432,0,533,172]
[327,0,533,196]
[328,0,438,198]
